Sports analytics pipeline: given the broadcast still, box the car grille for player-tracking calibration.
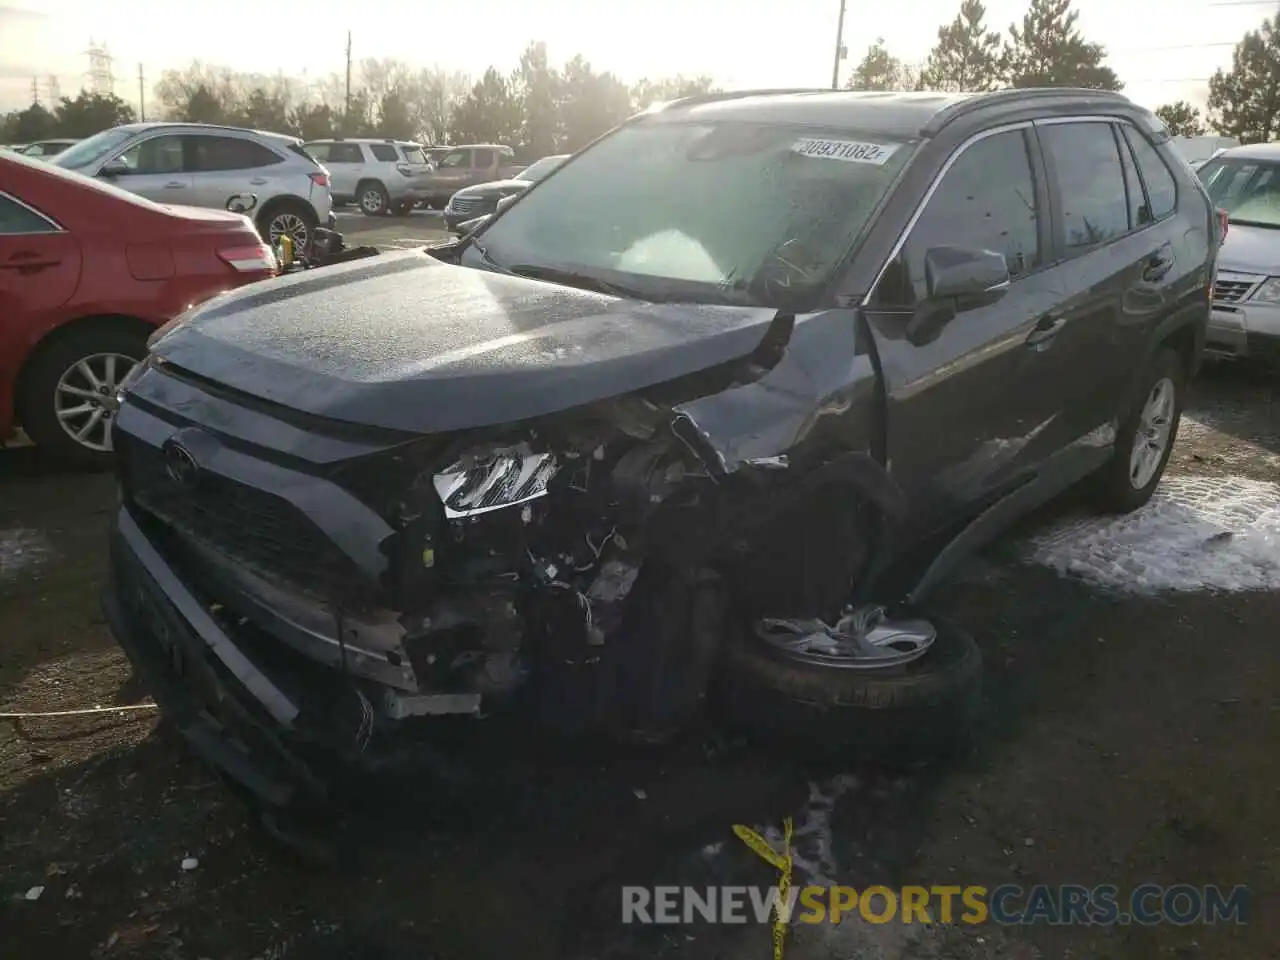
[1212,278,1255,303]
[451,195,494,216]
[119,435,372,603]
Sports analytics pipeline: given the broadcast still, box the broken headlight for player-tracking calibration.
[432,445,560,519]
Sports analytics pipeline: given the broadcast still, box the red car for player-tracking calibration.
[0,151,277,465]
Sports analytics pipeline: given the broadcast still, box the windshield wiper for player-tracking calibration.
[506,263,647,300]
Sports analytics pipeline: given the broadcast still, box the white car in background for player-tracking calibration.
[303,138,434,215]
[54,122,335,250]
[1199,142,1280,362]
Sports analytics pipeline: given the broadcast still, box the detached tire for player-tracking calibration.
[19,325,147,469]
[719,615,982,764]
[1092,345,1185,514]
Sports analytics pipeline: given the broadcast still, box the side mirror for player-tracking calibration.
[99,157,129,178]
[455,215,491,237]
[495,194,519,213]
[906,246,1011,347]
[226,193,258,214]
[924,245,1010,303]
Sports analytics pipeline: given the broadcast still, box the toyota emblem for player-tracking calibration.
[162,440,199,486]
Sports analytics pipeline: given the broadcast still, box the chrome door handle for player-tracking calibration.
[164,181,186,189]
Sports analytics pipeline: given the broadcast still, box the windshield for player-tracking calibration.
[515,155,567,182]
[1199,156,1280,228]
[474,121,913,305]
[54,128,136,170]
[401,145,428,165]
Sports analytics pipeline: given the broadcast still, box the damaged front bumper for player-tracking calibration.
[104,307,902,807]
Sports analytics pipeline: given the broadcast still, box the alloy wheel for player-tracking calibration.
[53,352,137,453]
[268,212,311,250]
[1128,376,1176,489]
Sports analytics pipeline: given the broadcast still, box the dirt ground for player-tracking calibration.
[1,237,1277,958]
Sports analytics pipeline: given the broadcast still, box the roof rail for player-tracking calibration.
[921,86,1132,136]
[657,87,836,110]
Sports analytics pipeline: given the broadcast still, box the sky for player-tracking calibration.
[0,0,1274,118]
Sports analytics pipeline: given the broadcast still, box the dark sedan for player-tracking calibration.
[444,154,568,231]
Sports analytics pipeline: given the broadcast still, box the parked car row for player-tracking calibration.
[94,87,1220,849]
[0,150,277,464]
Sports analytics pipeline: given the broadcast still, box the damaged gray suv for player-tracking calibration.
[104,88,1215,826]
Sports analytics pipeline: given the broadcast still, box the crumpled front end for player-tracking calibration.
[104,308,891,808]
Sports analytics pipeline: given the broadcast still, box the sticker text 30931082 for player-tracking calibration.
[791,139,901,165]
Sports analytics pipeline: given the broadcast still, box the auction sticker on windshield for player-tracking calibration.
[791,138,901,164]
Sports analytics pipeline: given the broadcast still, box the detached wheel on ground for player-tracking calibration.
[718,612,982,764]
[258,202,317,254]
[19,324,147,468]
[357,181,390,216]
[1092,345,1186,514]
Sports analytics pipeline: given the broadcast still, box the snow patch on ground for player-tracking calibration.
[0,529,52,581]
[1026,475,1280,593]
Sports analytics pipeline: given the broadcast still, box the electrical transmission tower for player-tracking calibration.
[45,75,61,103]
[84,40,116,96]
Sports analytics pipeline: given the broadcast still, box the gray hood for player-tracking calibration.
[1218,222,1280,275]
[152,249,781,434]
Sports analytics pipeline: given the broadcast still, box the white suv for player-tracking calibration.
[303,139,434,215]
[54,123,334,250]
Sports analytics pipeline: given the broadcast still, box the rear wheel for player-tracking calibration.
[258,201,317,254]
[1092,345,1185,514]
[19,325,147,468]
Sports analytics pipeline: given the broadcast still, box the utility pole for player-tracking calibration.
[831,0,848,90]
[344,31,353,117]
[138,63,146,121]
[31,77,39,105]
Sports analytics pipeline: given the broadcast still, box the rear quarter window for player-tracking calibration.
[1122,126,1178,221]
[370,144,399,162]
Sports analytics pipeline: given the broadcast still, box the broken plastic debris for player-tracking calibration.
[180,857,199,871]
[24,886,44,900]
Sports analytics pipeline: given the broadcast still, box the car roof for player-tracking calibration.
[1216,142,1280,161]
[108,121,302,145]
[647,87,1138,139]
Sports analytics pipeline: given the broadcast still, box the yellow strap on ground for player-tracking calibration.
[733,817,795,960]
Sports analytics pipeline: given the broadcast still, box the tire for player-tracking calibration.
[19,325,148,469]
[357,181,389,216]
[1092,345,1185,514]
[718,614,982,764]
[257,201,317,254]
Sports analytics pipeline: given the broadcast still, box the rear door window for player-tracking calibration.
[438,148,471,168]
[329,143,365,163]
[370,143,399,162]
[1039,122,1130,250]
[193,136,283,171]
[1122,126,1178,221]
[473,148,496,168]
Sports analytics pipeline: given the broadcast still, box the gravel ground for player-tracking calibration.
[1,246,1276,959]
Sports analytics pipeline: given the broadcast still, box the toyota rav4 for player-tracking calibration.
[103,88,1216,827]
